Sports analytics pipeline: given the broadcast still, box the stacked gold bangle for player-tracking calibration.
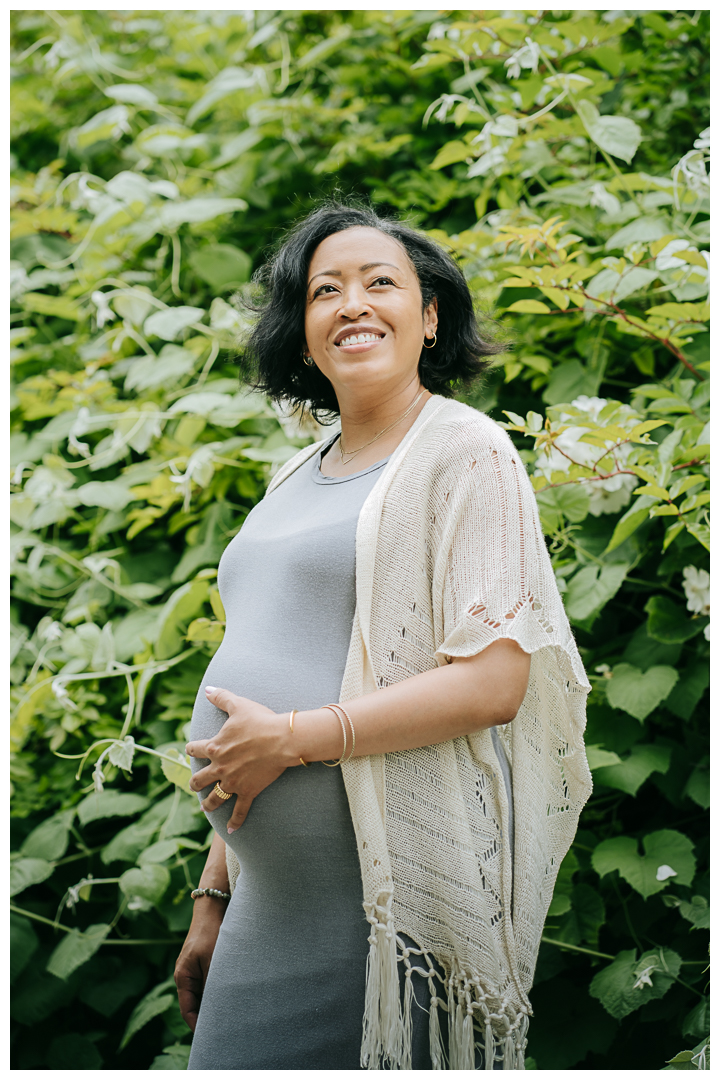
[287,704,356,768]
[321,704,356,766]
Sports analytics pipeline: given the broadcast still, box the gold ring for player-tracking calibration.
[213,783,233,801]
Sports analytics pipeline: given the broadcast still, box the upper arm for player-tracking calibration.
[450,639,532,725]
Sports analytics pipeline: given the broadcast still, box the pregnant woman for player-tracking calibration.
[175,204,592,1070]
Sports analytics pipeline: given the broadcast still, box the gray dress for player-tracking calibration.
[187,434,513,1070]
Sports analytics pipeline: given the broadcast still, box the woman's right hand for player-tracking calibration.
[174,901,225,1032]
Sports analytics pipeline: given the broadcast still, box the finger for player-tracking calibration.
[204,685,242,713]
[176,988,199,1032]
[186,739,210,759]
[226,793,253,835]
[189,764,217,792]
[201,788,235,814]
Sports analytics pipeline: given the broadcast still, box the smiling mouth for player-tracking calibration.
[335,332,384,347]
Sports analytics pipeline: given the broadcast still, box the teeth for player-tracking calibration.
[340,333,381,345]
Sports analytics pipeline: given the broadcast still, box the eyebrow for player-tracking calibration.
[308,262,400,287]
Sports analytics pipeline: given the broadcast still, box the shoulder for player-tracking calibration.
[265,440,324,495]
[413,398,523,473]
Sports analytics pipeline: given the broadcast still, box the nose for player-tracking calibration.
[338,280,371,320]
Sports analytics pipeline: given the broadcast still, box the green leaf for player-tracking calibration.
[593,742,672,796]
[605,495,657,553]
[119,864,171,907]
[76,790,150,826]
[150,1043,192,1070]
[590,947,682,1019]
[683,758,709,809]
[76,480,136,511]
[157,744,193,793]
[665,663,710,720]
[535,485,590,530]
[586,745,623,770]
[46,923,111,980]
[547,892,572,917]
[158,197,247,230]
[189,243,252,289]
[45,1033,104,1070]
[10,857,54,897]
[125,344,197,391]
[682,999,710,1041]
[677,894,710,930]
[108,735,136,772]
[576,100,643,164]
[644,596,707,643]
[430,140,470,170]
[685,522,710,551]
[562,883,606,947]
[10,914,39,984]
[20,292,83,321]
[138,838,180,865]
[154,576,210,659]
[187,616,225,642]
[119,977,175,1050]
[505,299,551,314]
[21,810,73,862]
[144,306,205,341]
[605,663,679,721]
[564,563,629,624]
[592,830,696,899]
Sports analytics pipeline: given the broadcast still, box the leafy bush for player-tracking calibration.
[11,10,709,1071]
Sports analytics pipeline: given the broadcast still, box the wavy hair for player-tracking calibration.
[241,201,502,418]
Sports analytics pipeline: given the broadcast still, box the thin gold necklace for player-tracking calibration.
[337,389,428,465]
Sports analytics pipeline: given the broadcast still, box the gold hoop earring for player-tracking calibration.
[302,353,315,367]
[423,332,437,349]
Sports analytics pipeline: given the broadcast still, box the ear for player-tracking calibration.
[424,297,438,337]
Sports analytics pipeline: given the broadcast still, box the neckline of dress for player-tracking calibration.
[312,432,390,485]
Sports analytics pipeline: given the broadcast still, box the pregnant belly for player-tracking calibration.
[188,645,363,907]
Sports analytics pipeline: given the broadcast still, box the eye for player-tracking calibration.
[312,282,339,298]
[371,276,396,287]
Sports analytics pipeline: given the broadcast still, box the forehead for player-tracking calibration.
[307,226,413,278]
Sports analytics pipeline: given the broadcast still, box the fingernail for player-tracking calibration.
[205,686,217,694]
[227,826,235,835]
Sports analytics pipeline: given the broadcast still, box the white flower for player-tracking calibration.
[655,239,707,274]
[632,967,655,990]
[589,183,621,217]
[534,396,639,516]
[91,290,116,328]
[587,473,637,517]
[682,566,710,616]
[504,38,541,80]
[703,623,710,641]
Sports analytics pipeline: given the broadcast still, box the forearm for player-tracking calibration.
[292,639,530,764]
[198,832,230,893]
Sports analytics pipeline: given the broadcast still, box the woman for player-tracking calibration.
[175,204,592,1070]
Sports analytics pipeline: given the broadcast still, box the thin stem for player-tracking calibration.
[541,937,614,961]
[10,904,181,944]
[170,232,182,298]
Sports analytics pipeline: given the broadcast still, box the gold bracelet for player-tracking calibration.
[320,705,347,767]
[288,708,309,767]
[326,703,356,763]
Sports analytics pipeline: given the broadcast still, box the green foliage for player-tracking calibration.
[10,8,708,1071]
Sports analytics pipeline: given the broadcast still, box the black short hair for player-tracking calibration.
[241,200,502,418]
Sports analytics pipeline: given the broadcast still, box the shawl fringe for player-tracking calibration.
[361,894,530,1071]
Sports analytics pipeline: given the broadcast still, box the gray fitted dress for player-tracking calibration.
[186,433,513,1070]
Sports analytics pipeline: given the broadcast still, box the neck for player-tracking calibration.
[319,380,430,478]
[335,379,426,446]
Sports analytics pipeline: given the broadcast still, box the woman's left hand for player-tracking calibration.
[186,687,295,833]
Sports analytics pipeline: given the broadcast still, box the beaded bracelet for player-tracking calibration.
[190,887,231,901]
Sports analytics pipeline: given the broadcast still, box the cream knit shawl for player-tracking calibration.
[225,395,592,1070]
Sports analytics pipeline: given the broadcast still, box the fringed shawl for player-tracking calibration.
[226,395,592,1069]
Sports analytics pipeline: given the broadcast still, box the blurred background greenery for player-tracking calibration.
[11,9,709,1071]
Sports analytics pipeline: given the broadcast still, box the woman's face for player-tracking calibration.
[304,226,438,401]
